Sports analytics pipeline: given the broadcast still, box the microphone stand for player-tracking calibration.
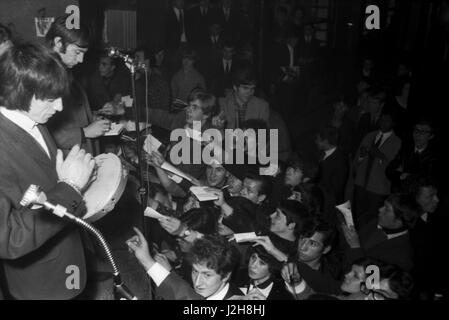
[20,185,137,300]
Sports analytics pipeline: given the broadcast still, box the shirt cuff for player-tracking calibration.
[147,262,170,287]
[285,279,307,294]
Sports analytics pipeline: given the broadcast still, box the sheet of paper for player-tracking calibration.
[189,186,219,202]
[167,173,183,184]
[104,122,125,136]
[336,200,354,227]
[234,232,263,243]
[124,120,151,132]
[144,207,169,221]
[143,134,162,154]
[161,162,193,182]
[121,95,133,108]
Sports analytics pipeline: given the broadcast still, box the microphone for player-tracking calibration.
[20,185,74,219]
[107,47,147,70]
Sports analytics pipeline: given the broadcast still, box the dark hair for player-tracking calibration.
[222,40,235,50]
[181,47,197,62]
[0,23,11,44]
[404,174,438,201]
[380,265,414,299]
[393,76,411,96]
[45,15,90,52]
[244,173,273,199]
[232,67,257,87]
[181,207,219,235]
[301,218,336,249]
[187,90,218,117]
[134,45,150,60]
[278,200,312,237]
[317,126,339,146]
[368,87,387,103]
[0,43,69,111]
[188,235,240,278]
[286,155,319,181]
[248,245,283,274]
[385,193,419,229]
[294,183,324,215]
[99,50,117,67]
[413,119,434,134]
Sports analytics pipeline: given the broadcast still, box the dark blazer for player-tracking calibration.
[155,271,241,300]
[187,5,217,46]
[47,78,100,157]
[209,58,235,97]
[166,7,191,51]
[0,113,87,299]
[318,148,349,204]
[271,43,300,83]
[216,6,241,42]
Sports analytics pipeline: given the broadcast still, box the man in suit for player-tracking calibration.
[128,231,241,300]
[353,113,402,225]
[209,41,236,97]
[216,0,242,44]
[316,126,349,205]
[166,0,191,52]
[45,16,110,156]
[0,43,95,299]
[187,0,217,47]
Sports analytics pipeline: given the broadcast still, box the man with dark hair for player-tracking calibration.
[209,40,236,97]
[0,43,95,299]
[166,0,191,52]
[46,15,111,156]
[387,120,438,192]
[315,126,348,204]
[217,67,270,129]
[128,232,242,300]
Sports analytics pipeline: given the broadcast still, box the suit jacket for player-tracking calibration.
[209,58,235,97]
[166,7,190,51]
[155,271,241,300]
[271,43,300,83]
[216,6,241,42]
[298,37,321,61]
[47,78,100,157]
[0,113,87,299]
[187,6,217,46]
[354,131,401,195]
[219,93,270,129]
[318,148,348,204]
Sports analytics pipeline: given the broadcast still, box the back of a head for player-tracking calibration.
[188,235,240,278]
[0,42,69,111]
[318,126,339,147]
[386,193,420,229]
[380,264,414,299]
[45,15,90,51]
[181,207,219,235]
[232,66,257,87]
[278,200,312,236]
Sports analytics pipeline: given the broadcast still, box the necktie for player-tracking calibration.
[225,61,230,73]
[180,10,185,33]
[363,133,383,189]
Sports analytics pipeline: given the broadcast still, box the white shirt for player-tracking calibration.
[223,59,232,73]
[377,225,409,240]
[173,7,187,42]
[207,283,229,300]
[223,7,230,21]
[421,213,428,223]
[200,6,208,16]
[0,107,50,158]
[323,147,337,160]
[240,282,274,298]
[374,131,393,148]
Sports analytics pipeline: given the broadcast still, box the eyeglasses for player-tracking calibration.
[413,128,432,134]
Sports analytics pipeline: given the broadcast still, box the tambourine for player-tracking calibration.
[83,153,128,222]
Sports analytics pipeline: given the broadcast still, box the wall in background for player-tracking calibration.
[0,0,77,44]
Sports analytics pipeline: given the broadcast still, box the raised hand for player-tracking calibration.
[56,145,95,191]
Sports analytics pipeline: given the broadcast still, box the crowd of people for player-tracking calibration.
[0,0,447,301]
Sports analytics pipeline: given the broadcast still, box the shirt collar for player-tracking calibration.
[240,281,274,298]
[323,147,337,160]
[0,107,37,133]
[207,283,230,300]
[415,145,426,154]
[421,213,428,223]
[377,224,408,240]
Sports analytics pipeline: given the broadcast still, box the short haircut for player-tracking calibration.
[222,40,235,50]
[181,47,197,62]
[380,264,414,299]
[414,119,434,134]
[45,15,90,52]
[187,235,240,278]
[0,43,69,111]
[404,174,438,200]
[286,155,319,181]
[318,126,339,146]
[368,87,387,103]
[99,50,117,67]
[181,207,219,235]
[245,173,273,198]
[385,193,419,229]
[0,23,11,44]
[248,245,282,273]
[301,217,336,249]
[187,90,218,118]
[232,67,257,87]
[294,183,324,215]
[278,200,312,236]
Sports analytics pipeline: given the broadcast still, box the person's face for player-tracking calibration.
[334,101,348,117]
[223,0,232,9]
[227,174,243,195]
[223,46,235,60]
[26,95,63,124]
[287,37,299,47]
[270,209,291,234]
[416,186,439,214]
[315,135,327,151]
[276,11,287,23]
[341,265,366,293]
[99,57,115,78]
[186,99,206,125]
[413,124,433,148]
[135,51,145,63]
[363,59,374,70]
[304,25,314,37]
[234,84,256,104]
[56,42,88,69]
[177,237,194,253]
[191,263,228,298]
[155,50,165,65]
[206,165,227,187]
[182,57,194,69]
[248,253,271,281]
[378,201,402,229]
[295,9,304,21]
[285,167,303,187]
[200,0,209,7]
[379,115,393,133]
[368,96,384,114]
[240,178,263,204]
[297,232,328,263]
